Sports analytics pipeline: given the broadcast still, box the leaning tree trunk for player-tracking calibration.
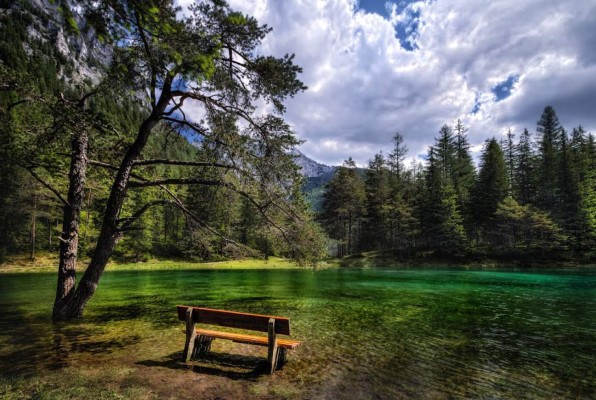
[29,208,36,261]
[52,90,171,321]
[52,131,88,319]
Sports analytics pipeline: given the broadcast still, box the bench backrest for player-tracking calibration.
[177,306,291,335]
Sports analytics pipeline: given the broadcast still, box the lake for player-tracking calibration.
[1,267,595,399]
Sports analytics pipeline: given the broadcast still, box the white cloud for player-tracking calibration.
[177,0,596,166]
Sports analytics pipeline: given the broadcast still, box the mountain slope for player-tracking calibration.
[291,150,336,211]
[290,149,334,178]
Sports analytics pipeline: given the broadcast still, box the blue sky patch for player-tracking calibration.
[357,1,420,51]
[491,75,519,101]
[470,93,481,114]
[357,0,394,17]
[394,7,420,51]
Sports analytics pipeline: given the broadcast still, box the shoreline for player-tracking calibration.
[2,252,594,274]
[0,254,339,274]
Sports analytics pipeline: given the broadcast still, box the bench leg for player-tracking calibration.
[183,308,197,362]
[267,318,279,374]
[193,335,213,358]
[276,347,287,370]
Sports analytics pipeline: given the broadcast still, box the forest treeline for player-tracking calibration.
[320,110,596,262]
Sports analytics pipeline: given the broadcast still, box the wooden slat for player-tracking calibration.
[196,328,302,349]
[177,306,291,335]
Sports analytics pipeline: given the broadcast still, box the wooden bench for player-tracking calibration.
[177,305,301,374]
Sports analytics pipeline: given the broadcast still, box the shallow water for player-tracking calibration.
[1,267,595,399]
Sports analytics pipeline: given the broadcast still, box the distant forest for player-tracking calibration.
[319,110,596,263]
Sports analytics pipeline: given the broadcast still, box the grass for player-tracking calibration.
[336,249,595,269]
[0,374,160,400]
[0,252,338,273]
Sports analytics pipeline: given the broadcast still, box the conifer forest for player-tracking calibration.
[320,112,596,263]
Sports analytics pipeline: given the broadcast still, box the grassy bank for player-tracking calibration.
[0,253,338,274]
[2,249,592,275]
[337,249,595,269]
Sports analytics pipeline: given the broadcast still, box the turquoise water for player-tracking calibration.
[0,268,595,398]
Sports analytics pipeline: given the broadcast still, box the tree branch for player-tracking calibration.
[128,178,222,188]
[127,176,296,245]
[134,10,157,108]
[7,99,29,111]
[119,199,172,230]
[24,167,69,207]
[132,159,234,168]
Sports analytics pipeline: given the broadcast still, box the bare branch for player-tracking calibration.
[119,199,172,230]
[7,99,29,111]
[24,167,69,207]
[88,159,120,171]
[134,10,157,107]
[77,91,98,107]
[160,94,188,117]
[132,159,234,169]
[129,178,221,188]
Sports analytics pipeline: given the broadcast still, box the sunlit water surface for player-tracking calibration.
[1,268,595,399]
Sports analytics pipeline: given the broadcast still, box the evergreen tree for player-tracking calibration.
[471,139,508,243]
[514,128,537,205]
[536,106,563,212]
[504,129,515,194]
[386,134,416,252]
[494,196,566,251]
[452,119,476,227]
[564,126,596,252]
[388,132,408,180]
[434,124,457,182]
[418,147,467,254]
[363,153,392,250]
[321,158,366,257]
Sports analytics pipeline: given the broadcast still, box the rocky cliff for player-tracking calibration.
[1,0,110,85]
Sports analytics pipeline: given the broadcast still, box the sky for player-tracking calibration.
[177,0,596,167]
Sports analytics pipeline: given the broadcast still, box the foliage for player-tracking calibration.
[320,158,366,257]
[319,107,595,262]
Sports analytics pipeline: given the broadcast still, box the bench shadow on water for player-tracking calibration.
[136,352,268,380]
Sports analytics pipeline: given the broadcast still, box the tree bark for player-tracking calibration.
[29,209,36,261]
[52,131,88,319]
[52,84,172,321]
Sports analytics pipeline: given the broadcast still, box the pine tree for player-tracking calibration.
[514,128,537,205]
[471,139,508,244]
[557,129,575,228]
[363,153,391,250]
[504,129,515,194]
[386,133,416,252]
[452,119,476,226]
[321,158,366,257]
[537,106,563,212]
[388,132,408,180]
[565,127,596,252]
[494,196,566,251]
[418,147,468,254]
[434,124,457,182]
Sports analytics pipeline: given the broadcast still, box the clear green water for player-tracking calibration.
[1,268,595,399]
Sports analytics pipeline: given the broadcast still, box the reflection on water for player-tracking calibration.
[0,268,595,398]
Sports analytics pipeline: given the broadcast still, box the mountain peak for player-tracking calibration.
[290,149,334,178]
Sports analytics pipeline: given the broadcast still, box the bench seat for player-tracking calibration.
[196,328,302,349]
